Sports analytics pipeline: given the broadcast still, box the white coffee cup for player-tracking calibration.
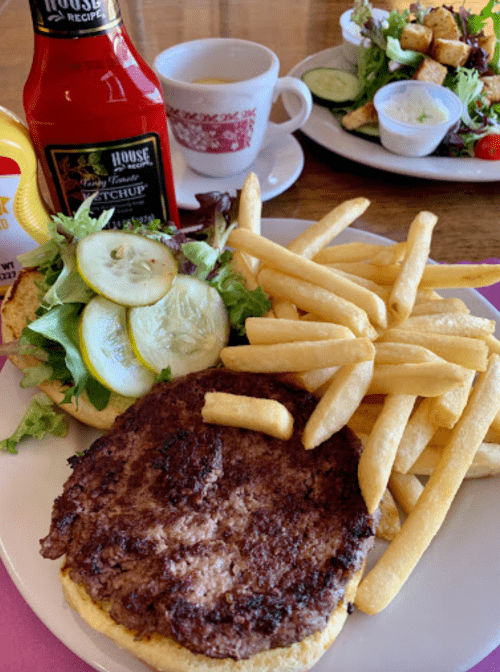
[154,38,313,178]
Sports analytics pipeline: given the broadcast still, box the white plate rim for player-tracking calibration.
[1,219,500,672]
[283,45,500,182]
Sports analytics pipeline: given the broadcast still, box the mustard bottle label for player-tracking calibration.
[28,0,122,38]
[0,175,38,295]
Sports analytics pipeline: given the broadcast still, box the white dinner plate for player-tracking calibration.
[1,220,500,672]
[283,45,500,182]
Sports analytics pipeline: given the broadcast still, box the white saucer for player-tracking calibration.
[170,133,304,210]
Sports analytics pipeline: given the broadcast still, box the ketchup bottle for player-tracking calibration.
[23,0,180,229]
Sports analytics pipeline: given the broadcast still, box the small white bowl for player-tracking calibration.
[373,80,463,157]
[340,8,389,64]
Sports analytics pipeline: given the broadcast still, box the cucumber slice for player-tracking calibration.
[128,275,230,378]
[352,123,381,139]
[79,296,155,398]
[77,230,177,307]
[302,67,361,107]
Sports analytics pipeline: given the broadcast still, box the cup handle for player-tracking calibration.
[0,106,51,244]
[262,76,313,148]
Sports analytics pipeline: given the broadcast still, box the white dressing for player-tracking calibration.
[384,88,449,126]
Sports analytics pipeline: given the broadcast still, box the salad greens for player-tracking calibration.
[343,0,500,155]
[1,193,271,452]
[0,393,67,454]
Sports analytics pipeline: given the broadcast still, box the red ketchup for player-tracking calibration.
[23,0,179,229]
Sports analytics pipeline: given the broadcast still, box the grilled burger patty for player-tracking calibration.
[40,369,377,661]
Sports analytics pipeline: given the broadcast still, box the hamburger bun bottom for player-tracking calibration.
[60,566,364,672]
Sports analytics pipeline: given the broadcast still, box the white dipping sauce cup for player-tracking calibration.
[154,38,312,178]
[373,81,463,157]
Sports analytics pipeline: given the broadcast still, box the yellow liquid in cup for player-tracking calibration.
[192,77,237,84]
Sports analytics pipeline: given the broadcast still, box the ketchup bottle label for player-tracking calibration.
[28,0,122,37]
[45,133,171,228]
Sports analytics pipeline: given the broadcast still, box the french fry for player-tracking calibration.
[370,242,407,266]
[410,297,469,316]
[220,338,375,373]
[388,211,438,322]
[355,354,500,615]
[485,332,500,357]
[408,443,500,479]
[418,264,500,289]
[245,317,354,345]
[429,425,500,446]
[272,299,299,320]
[347,400,385,435]
[285,366,340,393]
[388,471,424,515]
[326,261,401,283]
[374,342,443,365]
[202,392,293,440]
[286,197,370,258]
[392,397,438,473]
[489,403,500,437]
[239,172,261,234]
[326,267,389,301]
[229,228,388,329]
[358,394,416,514]
[414,289,443,302]
[303,360,374,449]
[427,368,476,429]
[238,171,261,274]
[231,250,259,290]
[313,241,383,264]
[376,489,401,541]
[378,328,488,371]
[398,313,495,338]
[367,361,465,397]
[258,267,377,338]
[326,262,500,289]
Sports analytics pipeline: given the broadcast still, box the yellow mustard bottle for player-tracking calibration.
[0,106,51,296]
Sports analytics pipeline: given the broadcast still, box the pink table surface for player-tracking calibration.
[1,271,500,672]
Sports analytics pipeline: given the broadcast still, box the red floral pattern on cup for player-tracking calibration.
[166,105,256,153]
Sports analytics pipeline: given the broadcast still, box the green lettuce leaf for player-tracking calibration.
[25,304,87,396]
[181,240,220,280]
[467,0,500,74]
[0,392,68,454]
[209,262,271,335]
[51,193,114,239]
[42,242,95,308]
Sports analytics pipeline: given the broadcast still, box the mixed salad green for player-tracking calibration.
[0,193,271,453]
[332,0,500,157]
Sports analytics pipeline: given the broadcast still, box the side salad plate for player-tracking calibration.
[284,45,500,181]
[1,220,500,672]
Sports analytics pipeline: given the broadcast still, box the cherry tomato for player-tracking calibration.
[474,134,500,160]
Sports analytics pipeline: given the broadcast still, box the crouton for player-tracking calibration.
[432,38,471,68]
[412,58,447,86]
[423,7,460,40]
[400,23,433,54]
[341,102,378,130]
[480,75,500,105]
[478,34,497,62]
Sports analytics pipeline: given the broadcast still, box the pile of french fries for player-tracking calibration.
[214,172,500,616]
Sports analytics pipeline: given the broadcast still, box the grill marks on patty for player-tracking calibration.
[40,369,377,660]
